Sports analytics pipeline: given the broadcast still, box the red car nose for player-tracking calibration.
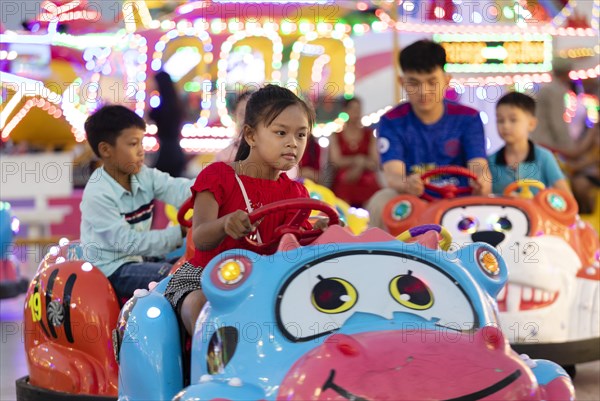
[277,327,537,401]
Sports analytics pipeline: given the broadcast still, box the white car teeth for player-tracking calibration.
[498,283,559,310]
[506,284,522,312]
[522,287,533,301]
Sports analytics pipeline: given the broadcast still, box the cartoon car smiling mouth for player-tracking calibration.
[320,369,523,401]
[279,328,562,401]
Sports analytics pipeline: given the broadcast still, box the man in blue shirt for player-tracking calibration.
[80,105,193,304]
[367,40,491,229]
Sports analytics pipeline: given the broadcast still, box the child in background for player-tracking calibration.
[80,105,193,305]
[488,92,571,195]
[165,85,322,335]
[214,91,253,163]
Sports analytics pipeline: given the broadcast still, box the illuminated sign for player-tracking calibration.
[433,33,553,73]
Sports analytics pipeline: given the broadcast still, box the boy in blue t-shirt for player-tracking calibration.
[488,92,570,195]
[367,40,490,229]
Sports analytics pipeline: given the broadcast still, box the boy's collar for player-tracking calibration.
[495,140,536,165]
[100,165,143,196]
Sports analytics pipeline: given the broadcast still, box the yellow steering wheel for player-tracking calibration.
[503,179,546,199]
[397,224,453,251]
[165,204,193,226]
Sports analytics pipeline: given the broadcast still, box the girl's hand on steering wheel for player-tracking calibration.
[224,210,257,239]
[312,217,330,231]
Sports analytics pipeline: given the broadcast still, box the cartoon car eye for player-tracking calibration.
[490,216,512,232]
[457,216,478,233]
[311,276,358,314]
[389,271,433,310]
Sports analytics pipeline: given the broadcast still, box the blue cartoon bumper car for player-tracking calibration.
[115,199,575,401]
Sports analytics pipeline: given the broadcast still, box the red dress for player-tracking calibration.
[189,162,310,267]
[332,128,381,207]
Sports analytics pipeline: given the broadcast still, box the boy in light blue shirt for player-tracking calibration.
[488,92,571,195]
[80,105,193,304]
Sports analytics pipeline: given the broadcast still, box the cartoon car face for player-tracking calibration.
[118,225,574,401]
[383,188,600,363]
[439,205,530,247]
[277,252,478,342]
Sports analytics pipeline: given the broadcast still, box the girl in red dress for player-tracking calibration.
[329,97,381,207]
[165,85,319,335]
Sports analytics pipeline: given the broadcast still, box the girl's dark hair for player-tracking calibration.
[234,85,315,161]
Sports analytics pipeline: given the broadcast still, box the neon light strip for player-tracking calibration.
[551,0,577,28]
[0,31,123,49]
[124,33,149,119]
[124,0,153,33]
[0,92,24,130]
[1,73,62,131]
[287,27,355,97]
[2,98,63,140]
[376,7,598,36]
[593,0,600,31]
[215,24,283,128]
[150,25,213,125]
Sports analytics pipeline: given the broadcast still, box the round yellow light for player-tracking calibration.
[218,260,244,284]
[479,251,499,276]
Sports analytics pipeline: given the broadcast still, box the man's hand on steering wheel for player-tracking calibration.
[419,166,478,201]
[471,175,484,195]
[406,173,425,196]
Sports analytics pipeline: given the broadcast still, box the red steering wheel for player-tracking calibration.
[245,198,339,253]
[420,166,478,201]
[177,197,194,228]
